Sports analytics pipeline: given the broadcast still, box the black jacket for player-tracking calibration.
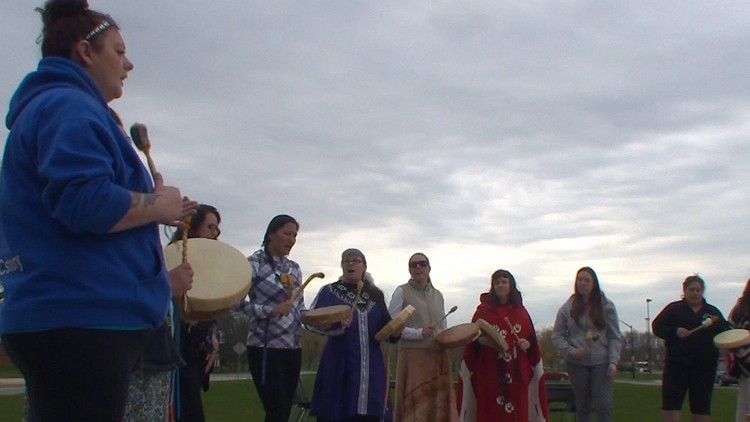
[652,299,729,369]
[141,320,185,373]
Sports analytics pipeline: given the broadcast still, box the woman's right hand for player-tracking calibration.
[341,312,354,328]
[572,347,586,359]
[168,262,193,297]
[477,335,496,349]
[271,301,293,317]
[422,325,436,339]
[676,327,690,338]
[152,173,185,224]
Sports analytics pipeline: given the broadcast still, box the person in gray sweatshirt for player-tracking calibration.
[551,267,622,422]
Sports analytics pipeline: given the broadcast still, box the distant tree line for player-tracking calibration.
[212,312,667,374]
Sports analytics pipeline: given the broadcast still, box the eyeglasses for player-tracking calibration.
[343,259,363,265]
[409,260,429,269]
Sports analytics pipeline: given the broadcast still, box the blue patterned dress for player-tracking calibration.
[308,280,395,421]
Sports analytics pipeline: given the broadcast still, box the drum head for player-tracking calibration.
[301,305,352,327]
[714,329,750,350]
[435,322,480,349]
[164,238,253,313]
[375,305,416,342]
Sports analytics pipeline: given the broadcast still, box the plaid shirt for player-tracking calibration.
[241,249,306,348]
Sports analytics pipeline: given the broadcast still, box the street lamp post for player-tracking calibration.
[619,320,636,379]
[646,298,653,372]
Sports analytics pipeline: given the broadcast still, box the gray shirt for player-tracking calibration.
[551,295,623,366]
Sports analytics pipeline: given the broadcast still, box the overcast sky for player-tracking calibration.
[2,0,749,331]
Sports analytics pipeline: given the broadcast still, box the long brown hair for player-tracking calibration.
[487,269,523,307]
[570,267,606,330]
[169,204,221,244]
[730,278,750,325]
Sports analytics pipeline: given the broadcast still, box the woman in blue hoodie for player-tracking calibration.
[0,1,195,421]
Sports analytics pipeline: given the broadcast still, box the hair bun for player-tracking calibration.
[37,0,90,27]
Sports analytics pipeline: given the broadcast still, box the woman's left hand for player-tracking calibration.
[169,197,200,227]
[676,327,690,339]
[607,363,617,377]
[517,338,530,351]
[341,313,354,329]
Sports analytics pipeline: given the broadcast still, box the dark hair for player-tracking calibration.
[36,0,118,58]
[570,266,606,330]
[488,269,522,307]
[169,204,220,244]
[262,214,298,270]
[683,274,705,292]
[730,278,750,325]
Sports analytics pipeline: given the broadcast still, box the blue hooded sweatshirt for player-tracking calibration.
[0,57,171,334]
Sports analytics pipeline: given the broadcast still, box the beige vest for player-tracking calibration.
[399,279,445,350]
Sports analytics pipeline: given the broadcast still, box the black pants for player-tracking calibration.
[2,328,151,422]
[176,359,207,422]
[247,346,302,422]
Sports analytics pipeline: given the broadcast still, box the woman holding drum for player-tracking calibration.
[728,278,750,422]
[388,252,459,422]
[652,275,729,422]
[306,248,402,422]
[170,204,222,422]
[457,269,549,422]
[551,267,621,422]
[239,214,305,422]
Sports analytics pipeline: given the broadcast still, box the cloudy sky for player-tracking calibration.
[2,0,748,331]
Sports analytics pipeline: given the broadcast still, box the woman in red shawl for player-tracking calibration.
[457,269,549,422]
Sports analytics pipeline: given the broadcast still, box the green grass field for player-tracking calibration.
[0,366,21,378]
[0,379,738,422]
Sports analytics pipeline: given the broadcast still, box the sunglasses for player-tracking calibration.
[409,260,429,269]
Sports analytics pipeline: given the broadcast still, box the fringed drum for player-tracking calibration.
[476,318,509,352]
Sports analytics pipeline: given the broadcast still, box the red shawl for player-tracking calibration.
[457,294,549,422]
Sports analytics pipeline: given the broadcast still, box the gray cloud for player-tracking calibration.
[1,0,749,329]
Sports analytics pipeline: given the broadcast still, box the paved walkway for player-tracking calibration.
[0,378,24,396]
[0,378,24,387]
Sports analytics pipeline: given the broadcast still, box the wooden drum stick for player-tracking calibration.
[504,316,522,341]
[289,272,325,303]
[431,305,458,329]
[130,123,158,179]
[688,316,719,335]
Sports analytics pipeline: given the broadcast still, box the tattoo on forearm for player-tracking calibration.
[130,193,162,209]
[131,193,142,208]
[144,194,160,207]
